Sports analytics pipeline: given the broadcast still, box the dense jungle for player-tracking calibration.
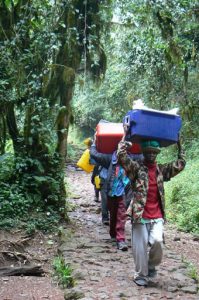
[0,0,199,298]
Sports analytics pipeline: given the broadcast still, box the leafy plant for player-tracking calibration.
[187,263,199,282]
[53,256,75,288]
[0,149,63,231]
[181,256,199,282]
[165,156,199,234]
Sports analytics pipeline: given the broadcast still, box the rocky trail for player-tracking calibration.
[61,165,199,300]
[0,164,198,300]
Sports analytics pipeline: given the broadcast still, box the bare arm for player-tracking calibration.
[160,136,186,181]
[117,128,139,180]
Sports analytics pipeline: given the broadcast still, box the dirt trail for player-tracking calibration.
[0,165,198,300]
[61,165,199,300]
[0,230,65,300]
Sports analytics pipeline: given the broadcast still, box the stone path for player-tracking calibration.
[61,165,199,300]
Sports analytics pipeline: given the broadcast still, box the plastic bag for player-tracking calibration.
[132,99,179,115]
[94,175,101,189]
[77,149,94,173]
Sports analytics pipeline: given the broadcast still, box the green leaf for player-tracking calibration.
[33,176,47,183]
[4,0,19,10]
[13,0,19,6]
[5,0,12,11]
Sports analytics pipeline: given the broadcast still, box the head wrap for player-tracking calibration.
[141,140,161,153]
[84,138,93,147]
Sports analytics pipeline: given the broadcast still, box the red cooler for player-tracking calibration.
[96,122,141,154]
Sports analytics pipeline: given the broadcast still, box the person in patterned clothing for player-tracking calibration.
[117,138,186,286]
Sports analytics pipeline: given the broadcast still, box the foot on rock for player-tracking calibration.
[117,241,128,251]
[133,278,148,287]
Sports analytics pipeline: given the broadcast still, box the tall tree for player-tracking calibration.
[0,0,112,213]
[74,0,199,136]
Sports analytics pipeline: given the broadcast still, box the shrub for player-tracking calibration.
[0,152,64,232]
[53,256,75,288]
[165,159,199,234]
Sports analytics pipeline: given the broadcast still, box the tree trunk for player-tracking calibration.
[183,65,191,121]
[0,113,6,155]
[6,104,23,154]
[44,64,76,163]
[0,265,44,276]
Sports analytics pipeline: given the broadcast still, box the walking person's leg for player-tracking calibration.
[94,186,100,202]
[148,220,164,276]
[131,223,149,286]
[107,196,118,239]
[115,196,128,251]
[100,185,109,224]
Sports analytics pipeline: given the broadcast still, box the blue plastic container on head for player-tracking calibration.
[123,109,182,147]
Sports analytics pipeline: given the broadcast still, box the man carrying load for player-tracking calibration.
[117,136,186,286]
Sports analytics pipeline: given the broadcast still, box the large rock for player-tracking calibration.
[64,287,85,300]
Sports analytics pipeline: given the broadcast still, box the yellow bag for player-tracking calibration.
[77,149,94,173]
[94,175,101,189]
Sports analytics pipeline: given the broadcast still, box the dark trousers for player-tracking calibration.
[107,196,126,242]
[94,186,100,199]
[100,186,109,222]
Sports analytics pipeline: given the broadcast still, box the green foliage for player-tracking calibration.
[73,0,199,134]
[181,257,199,282]
[72,81,115,133]
[25,210,61,235]
[165,157,199,234]
[184,138,199,160]
[154,139,199,234]
[69,0,199,239]
[187,263,199,282]
[0,0,67,221]
[68,125,89,148]
[0,182,31,218]
[14,153,65,206]
[67,143,82,162]
[0,0,112,228]
[0,153,14,181]
[67,124,94,160]
[53,256,75,288]
[0,150,64,231]
[187,264,199,282]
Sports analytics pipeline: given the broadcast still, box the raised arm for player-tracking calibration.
[160,137,186,181]
[90,144,112,169]
[117,140,140,180]
[177,137,185,160]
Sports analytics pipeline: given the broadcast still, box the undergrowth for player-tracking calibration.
[0,151,66,234]
[53,256,75,288]
[182,256,199,282]
[164,139,199,235]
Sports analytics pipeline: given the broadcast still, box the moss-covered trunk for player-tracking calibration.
[6,103,23,154]
[0,113,6,155]
[45,65,76,163]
